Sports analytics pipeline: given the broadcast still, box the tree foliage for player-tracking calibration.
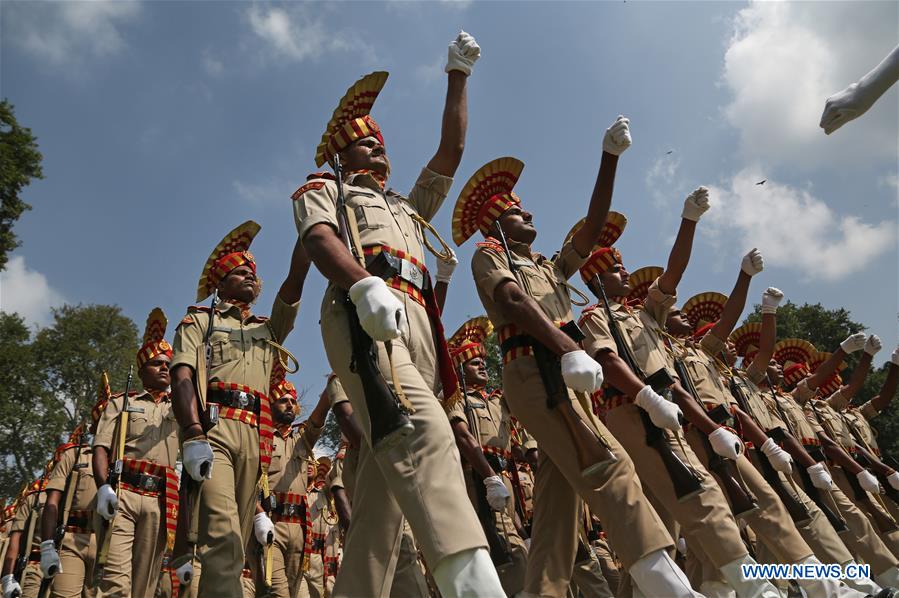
[0,99,43,270]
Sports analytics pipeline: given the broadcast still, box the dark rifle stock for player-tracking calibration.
[593,278,703,501]
[332,154,413,448]
[840,416,899,508]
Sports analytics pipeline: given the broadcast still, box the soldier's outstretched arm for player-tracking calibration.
[707,250,764,344]
[829,349,874,408]
[277,235,312,306]
[802,333,866,393]
[871,350,899,412]
[493,279,580,357]
[656,187,710,295]
[332,401,363,450]
[745,288,783,378]
[571,116,631,258]
[1,531,21,576]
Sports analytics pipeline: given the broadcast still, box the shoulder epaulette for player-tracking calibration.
[187,305,212,313]
[475,240,504,253]
[577,304,601,325]
[307,172,336,181]
[109,391,140,399]
[248,315,270,323]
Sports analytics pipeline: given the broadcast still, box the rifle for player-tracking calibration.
[493,223,615,475]
[667,348,758,518]
[459,370,512,568]
[839,413,899,508]
[94,365,142,585]
[593,276,703,501]
[12,479,46,595]
[728,376,811,526]
[332,154,414,449]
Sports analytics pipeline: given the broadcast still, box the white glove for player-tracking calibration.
[891,347,899,366]
[741,248,764,276]
[602,115,632,156]
[254,512,275,545]
[436,249,458,284]
[807,463,833,490]
[760,437,793,474]
[708,427,743,460]
[39,539,61,577]
[681,187,710,222]
[97,483,119,521]
[445,30,480,76]
[483,475,511,511]
[349,276,405,341]
[176,560,193,584]
[676,537,687,556]
[887,472,899,491]
[760,287,784,315]
[1,574,21,598]
[864,335,882,356]
[182,438,214,482]
[524,538,531,551]
[840,333,866,354]
[560,350,604,393]
[857,470,881,494]
[634,385,682,430]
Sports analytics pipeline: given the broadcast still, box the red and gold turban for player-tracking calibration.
[315,71,388,168]
[447,316,493,368]
[564,212,627,256]
[452,157,525,245]
[197,221,260,302]
[774,338,816,387]
[729,323,762,358]
[626,266,663,306]
[578,212,627,284]
[682,291,728,340]
[137,308,172,370]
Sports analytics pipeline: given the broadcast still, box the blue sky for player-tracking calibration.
[2,1,896,414]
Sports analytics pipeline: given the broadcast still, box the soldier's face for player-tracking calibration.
[140,355,171,391]
[497,206,536,244]
[724,341,738,366]
[273,396,296,424]
[463,357,488,387]
[598,264,629,297]
[340,136,390,176]
[666,308,693,337]
[767,359,783,384]
[219,265,259,303]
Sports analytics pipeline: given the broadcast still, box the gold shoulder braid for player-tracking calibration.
[561,281,590,307]
[410,212,454,262]
[264,337,300,374]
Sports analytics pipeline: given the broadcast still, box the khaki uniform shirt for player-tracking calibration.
[170,297,299,395]
[270,423,323,495]
[11,491,45,547]
[805,399,855,452]
[516,465,535,518]
[730,370,787,433]
[94,391,179,467]
[326,376,349,409]
[771,389,823,444]
[842,407,880,454]
[46,446,97,513]
[678,336,737,410]
[447,390,513,453]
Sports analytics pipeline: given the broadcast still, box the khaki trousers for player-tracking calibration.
[685,428,813,563]
[321,296,485,597]
[20,562,42,598]
[832,465,899,558]
[297,553,333,598]
[96,488,166,597]
[604,403,747,569]
[591,537,621,596]
[51,531,96,598]
[503,358,671,597]
[196,417,260,597]
[570,553,614,598]
[493,475,528,596]
[268,522,305,598]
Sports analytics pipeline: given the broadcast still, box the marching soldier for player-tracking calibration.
[169,221,310,595]
[444,317,527,595]
[292,31,506,596]
[457,140,701,594]
[0,503,16,569]
[299,458,339,598]
[2,474,49,598]
[576,194,780,596]
[92,309,180,597]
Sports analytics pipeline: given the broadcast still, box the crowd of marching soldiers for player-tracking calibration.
[3,29,899,598]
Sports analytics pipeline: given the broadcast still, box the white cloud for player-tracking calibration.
[245,5,356,63]
[5,1,141,66]
[233,178,294,204]
[0,256,65,328]
[704,168,895,281]
[414,54,444,85]
[721,1,897,169]
[202,50,224,77]
[644,154,682,207]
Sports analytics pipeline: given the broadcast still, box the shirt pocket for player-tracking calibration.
[210,329,240,365]
[520,264,555,302]
[349,192,392,231]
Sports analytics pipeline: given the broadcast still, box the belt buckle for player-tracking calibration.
[142,475,159,492]
[399,259,423,290]
[206,403,219,426]
[237,391,250,409]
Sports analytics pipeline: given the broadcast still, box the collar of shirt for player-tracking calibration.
[345,170,387,191]
[136,389,169,404]
[217,300,261,323]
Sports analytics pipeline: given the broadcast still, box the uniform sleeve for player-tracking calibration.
[859,400,880,420]
[10,495,34,534]
[580,309,618,359]
[791,379,815,406]
[301,419,324,449]
[745,359,767,385]
[268,294,300,344]
[644,278,677,326]
[93,397,124,451]
[699,332,726,357]
[293,179,339,240]
[45,448,76,494]
[406,167,453,222]
[826,388,850,411]
[552,239,589,281]
[446,400,467,424]
[801,404,826,436]
[472,247,517,302]
[170,312,205,373]
[326,375,349,408]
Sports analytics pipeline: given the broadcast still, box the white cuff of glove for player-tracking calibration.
[182,438,214,481]
[436,252,458,284]
[176,561,193,584]
[760,437,793,473]
[887,472,899,491]
[840,333,866,353]
[708,427,743,460]
[857,470,881,494]
[560,350,604,393]
[39,539,60,577]
[483,475,511,511]
[254,512,275,545]
[1,574,20,598]
[97,483,118,521]
[864,335,882,356]
[681,187,711,221]
[349,276,405,341]
[634,385,682,430]
[807,462,832,489]
[445,30,480,75]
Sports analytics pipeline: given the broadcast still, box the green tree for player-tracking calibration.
[0,99,44,270]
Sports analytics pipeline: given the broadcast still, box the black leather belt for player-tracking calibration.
[66,514,93,532]
[273,503,305,518]
[365,251,426,292]
[121,470,162,492]
[499,334,534,356]
[208,388,260,413]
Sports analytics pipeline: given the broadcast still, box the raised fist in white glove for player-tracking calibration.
[445,30,480,76]
[40,539,61,577]
[436,249,458,284]
[681,187,710,222]
[709,427,743,460]
[887,471,899,491]
[760,437,792,474]
[182,438,215,482]
[807,463,833,490]
[1,574,21,598]
[483,475,511,511]
[864,335,882,356]
[892,347,899,366]
[97,483,119,521]
[840,333,866,354]
[741,248,764,276]
[561,350,604,393]
[819,46,899,135]
[760,287,784,315]
[602,115,632,156]
[634,385,682,430]
[254,512,275,545]
[349,276,405,341]
[857,470,881,494]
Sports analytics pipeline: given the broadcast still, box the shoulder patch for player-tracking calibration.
[306,172,336,182]
[187,305,212,313]
[475,240,504,253]
[291,181,326,201]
